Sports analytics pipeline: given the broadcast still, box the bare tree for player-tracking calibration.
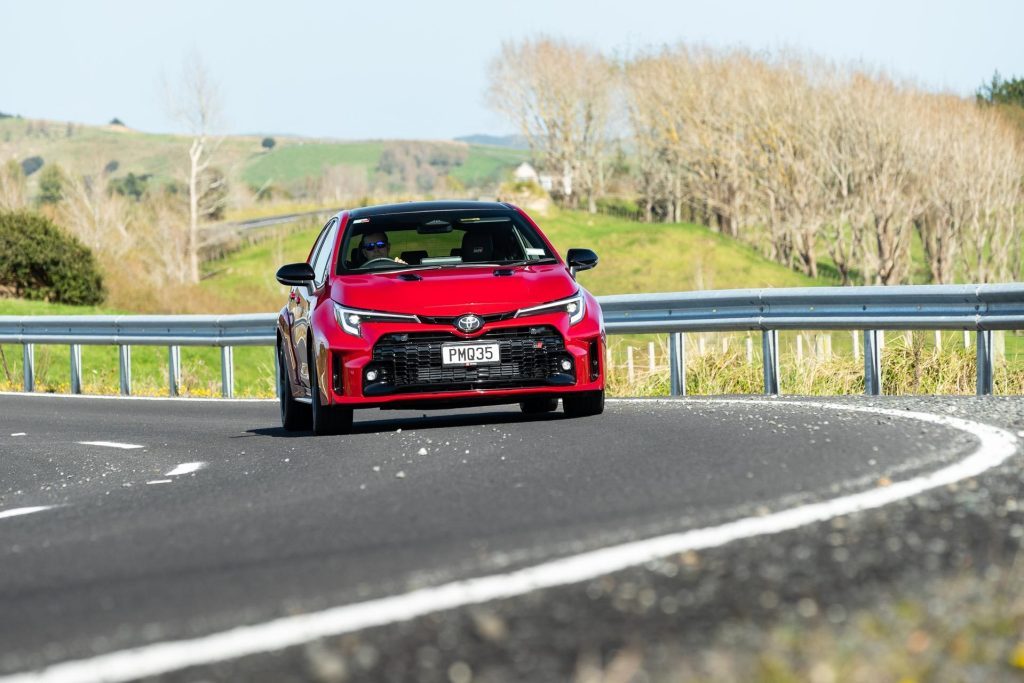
[488,37,612,212]
[167,50,223,283]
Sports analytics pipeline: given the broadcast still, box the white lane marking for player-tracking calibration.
[146,480,172,485]
[77,441,144,450]
[165,462,206,477]
[11,432,26,436]
[0,400,1017,683]
[0,506,56,520]
[0,391,272,403]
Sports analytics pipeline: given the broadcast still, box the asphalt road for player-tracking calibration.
[0,393,997,679]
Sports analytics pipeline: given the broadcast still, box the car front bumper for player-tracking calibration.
[313,307,605,409]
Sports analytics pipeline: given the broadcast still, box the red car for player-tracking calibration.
[275,201,605,434]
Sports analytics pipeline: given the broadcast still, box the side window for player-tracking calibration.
[312,219,339,287]
[307,219,333,265]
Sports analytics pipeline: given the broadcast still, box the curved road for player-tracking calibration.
[0,393,1008,680]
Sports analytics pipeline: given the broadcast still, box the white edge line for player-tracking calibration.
[0,391,273,403]
[1,399,1018,683]
[0,505,57,520]
[77,441,144,450]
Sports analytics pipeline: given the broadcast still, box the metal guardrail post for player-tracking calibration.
[864,330,882,395]
[118,345,132,396]
[22,343,34,392]
[169,346,181,397]
[668,332,686,396]
[976,330,993,396]
[221,346,234,398]
[70,344,82,394]
[761,330,779,395]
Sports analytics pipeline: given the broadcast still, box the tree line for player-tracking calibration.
[489,39,1024,285]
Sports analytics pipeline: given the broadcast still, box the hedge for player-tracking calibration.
[0,211,105,305]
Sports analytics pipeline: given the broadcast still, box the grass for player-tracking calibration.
[603,330,1024,397]
[240,141,386,186]
[447,144,529,186]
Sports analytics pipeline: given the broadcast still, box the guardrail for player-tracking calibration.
[2,283,1022,398]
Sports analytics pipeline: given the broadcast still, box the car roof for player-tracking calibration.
[347,200,515,220]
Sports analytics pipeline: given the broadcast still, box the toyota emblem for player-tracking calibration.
[455,314,482,333]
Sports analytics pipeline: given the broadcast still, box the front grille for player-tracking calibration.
[369,326,568,393]
[418,311,516,326]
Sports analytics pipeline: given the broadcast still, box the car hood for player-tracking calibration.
[331,264,577,316]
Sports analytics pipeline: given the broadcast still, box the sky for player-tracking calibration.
[0,0,1020,140]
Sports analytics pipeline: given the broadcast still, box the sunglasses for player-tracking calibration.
[361,240,388,251]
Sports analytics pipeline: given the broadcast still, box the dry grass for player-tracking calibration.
[605,332,1024,397]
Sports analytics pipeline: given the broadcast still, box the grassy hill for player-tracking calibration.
[0,117,527,196]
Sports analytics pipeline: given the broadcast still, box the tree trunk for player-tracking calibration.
[187,138,203,284]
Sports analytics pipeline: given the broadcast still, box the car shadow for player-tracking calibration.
[246,408,568,438]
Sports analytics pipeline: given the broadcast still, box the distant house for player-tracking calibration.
[513,162,539,184]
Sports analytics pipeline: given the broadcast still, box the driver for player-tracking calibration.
[359,232,406,265]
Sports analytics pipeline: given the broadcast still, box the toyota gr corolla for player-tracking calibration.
[275,201,605,435]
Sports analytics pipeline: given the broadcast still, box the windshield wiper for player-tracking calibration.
[455,257,558,268]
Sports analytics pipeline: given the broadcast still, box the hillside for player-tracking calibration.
[0,117,528,196]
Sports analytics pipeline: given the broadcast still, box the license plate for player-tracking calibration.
[442,342,500,366]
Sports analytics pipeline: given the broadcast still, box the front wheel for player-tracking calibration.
[562,389,604,418]
[309,348,353,436]
[278,344,310,431]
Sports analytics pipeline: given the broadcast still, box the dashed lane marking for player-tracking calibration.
[77,441,144,450]
[164,462,206,477]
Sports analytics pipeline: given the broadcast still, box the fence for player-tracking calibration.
[2,284,1023,398]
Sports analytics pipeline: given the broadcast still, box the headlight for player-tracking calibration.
[515,292,586,326]
[334,303,420,337]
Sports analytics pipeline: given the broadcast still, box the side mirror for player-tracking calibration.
[566,248,598,278]
[276,262,316,286]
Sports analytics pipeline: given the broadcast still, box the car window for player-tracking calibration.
[337,210,555,272]
[311,218,339,287]
[307,219,334,266]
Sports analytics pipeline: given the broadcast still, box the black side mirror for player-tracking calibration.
[566,248,598,277]
[276,262,316,286]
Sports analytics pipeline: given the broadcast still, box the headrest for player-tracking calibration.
[400,250,428,265]
[461,232,494,262]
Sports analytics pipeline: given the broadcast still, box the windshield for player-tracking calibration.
[337,209,556,273]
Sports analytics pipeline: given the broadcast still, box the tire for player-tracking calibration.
[309,346,353,436]
[562,389,605,418]
[278,343,310,431]
[519,397,559,414]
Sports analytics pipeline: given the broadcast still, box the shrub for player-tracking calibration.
[108,172,151,201]
[36,164,65,205]
[20,156,43,176]
[261,136,276,150]
[0,211,105,305]
[109,117,125,126]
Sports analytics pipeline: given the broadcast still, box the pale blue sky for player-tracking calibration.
[0,0,1019,140]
